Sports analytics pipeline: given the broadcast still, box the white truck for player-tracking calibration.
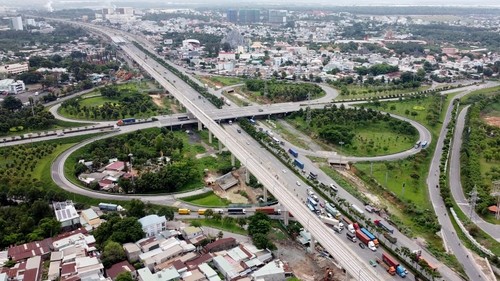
[347,224,355,234]
[319,215,344,230]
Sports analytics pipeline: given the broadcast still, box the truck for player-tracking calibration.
[307,197,318,207]
[178,209,191,215]
[374,220,394,234]
[351,204,365,215]
[225,99,231,106]
[308,171,318,179]
[383,232,398,244]
[255,207,281,215]
[288,148,299,158]
[293,159,305,170]
[382,253,407,278]
[325,203,341,219]
[360,228,379,247]
[376,258,396,276]
[98,203,125,212]
[116,118,136,126]
[421,140,428,148]
[319,216,344,229]
[272,137,280,144]
[356,230,377,251]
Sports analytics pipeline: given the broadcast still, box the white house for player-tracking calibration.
[53,201,80,228]
[0,79,26,94]
[138,214,167,237]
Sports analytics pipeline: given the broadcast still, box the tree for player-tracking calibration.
[1,96,23,111]
[252,233,275,250]
[191,220,202,228]
[203,209,214,218]
[157,207,174,220]
[217,231,224,239]
[127,199,146,218]
[94,217,144,246]
[115,272,134,281]
[101,241,126,268]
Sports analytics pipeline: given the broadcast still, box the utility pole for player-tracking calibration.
[306,92,311,125]
[468,186,479,222]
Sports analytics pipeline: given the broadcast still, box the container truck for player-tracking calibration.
[376,258,396,276]
[116,118,136,126]
[383,232,398,244]
[355,229,377,251]
[374,219,394,234]
[382,253,407,278]
[288,148,299,158]
[293,159,305,169]
[255,207,281,215]
[319,216,344,229]
[178,208,191,215]
[360,228,379,247]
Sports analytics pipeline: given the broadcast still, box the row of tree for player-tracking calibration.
[244,79,323,102]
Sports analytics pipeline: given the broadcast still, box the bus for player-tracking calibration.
[307,197,318,207]
[198,209,207,215]
[178,209,191,215]
[227,208,246,214]
[307,203,316,213]
[178,116,190,121]
[309,171,318,179]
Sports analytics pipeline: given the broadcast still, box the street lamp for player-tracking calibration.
[339,141,344,168]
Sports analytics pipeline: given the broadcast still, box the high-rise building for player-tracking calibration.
[11,16,23,30]
[268,10,287,24]
[227,9,238,23]
[116,7,134,15]
[239,9,260,24]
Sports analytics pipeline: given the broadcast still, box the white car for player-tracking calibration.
[295,181,301,186]
[282,169,287,173]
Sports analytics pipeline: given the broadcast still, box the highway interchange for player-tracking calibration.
[6,18,499,281]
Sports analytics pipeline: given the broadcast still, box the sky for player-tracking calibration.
[4,0,500,11]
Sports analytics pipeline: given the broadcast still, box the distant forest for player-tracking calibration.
[306,6,500,15]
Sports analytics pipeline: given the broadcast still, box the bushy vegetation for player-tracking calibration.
[244,79,323,102]
[60,84,162,120]
[247,212,277,250]
[461,94,500,215]
[355,63,399,76]
[289,105,417,150]
[0,97,56,135]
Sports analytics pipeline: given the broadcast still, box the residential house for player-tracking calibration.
[137,267,180,281]
[182,269,206,281]
[7,238,52,261]
[198,263,221,281]
[139,215,167,237]
[181,226,204,241]
[53,201,80,229]
[106,260,136,280]
[212,256,240,280]
[80,208,102,230]
[251,260,286,281]
[123,243,141,263]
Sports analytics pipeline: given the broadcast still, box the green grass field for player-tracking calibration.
[348,124,418,156]
[185,218,246,235]
[181,191,231,207]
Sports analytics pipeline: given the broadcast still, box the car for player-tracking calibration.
[358,243,366,249]
[237,129,241,133]
[295,181,301,186]
[246,141,250,145]
[258,109,263,112]
[319,202,325,208]
[369,260,377,267]
[282,169,287,173]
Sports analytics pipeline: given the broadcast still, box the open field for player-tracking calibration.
[181,191,231,207]
[334,85,430,101]
[196,75,245,88]
[186,218,246,235]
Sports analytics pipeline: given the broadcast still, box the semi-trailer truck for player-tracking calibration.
[360,228,379,247]
[376,259,396,276]
[355,229,376,251]
[293,159,305,169]
[255,207,281,215]
[384,232,398,244]
[382,253,407,278]
[374,219,394,234]
[319,216,344,229]
[116,118,136,126]
[288,148,299,158]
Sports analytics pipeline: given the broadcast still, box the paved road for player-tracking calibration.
[426,84,498,281]
[450,106,500,242]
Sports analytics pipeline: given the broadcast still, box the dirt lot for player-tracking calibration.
[483,116,500,128]
[274,239,346,281]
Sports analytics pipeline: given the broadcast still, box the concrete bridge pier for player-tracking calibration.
[198,121,203,131]
[282,210,289,226]
[208,131,213,143]
[231,154,235,166]
[263,186,268,202]
[245,167,250,184]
